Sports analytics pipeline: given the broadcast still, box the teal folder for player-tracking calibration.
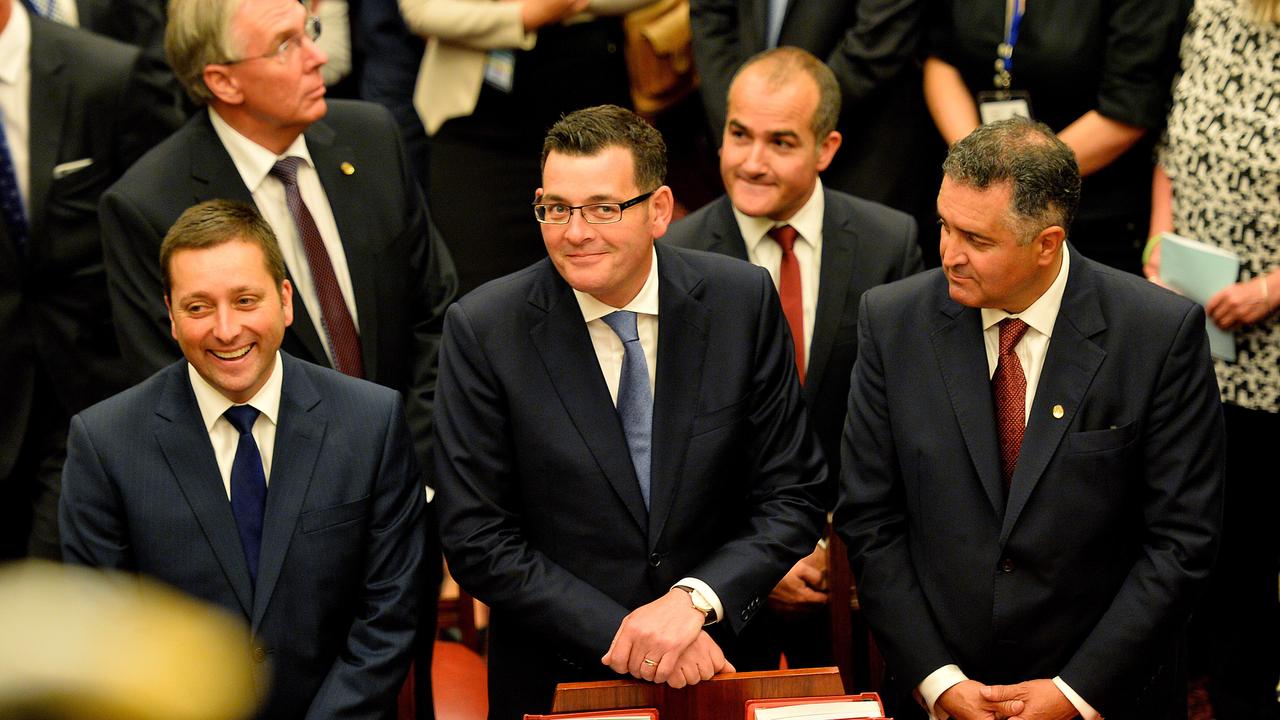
[1158,232,1240,361]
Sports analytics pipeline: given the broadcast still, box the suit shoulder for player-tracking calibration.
[288,355,401,407]
[1079,254,1201,320]
[664,243,767,285]
[37,16,139,70]
[318,100,398,133]
[661,197,731,250]
[108,115,207,195]
[829,189,914,225]
[75,362,182,430]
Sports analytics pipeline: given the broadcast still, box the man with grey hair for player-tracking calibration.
[836,119,1224,720]
[98,0,456,716]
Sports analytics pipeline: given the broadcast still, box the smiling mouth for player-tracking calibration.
[211,345,252,360]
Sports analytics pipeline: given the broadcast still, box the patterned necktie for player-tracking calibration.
[269,157,365,378]
[0,109,29,257]
[33,0,71,23]
[602,311,653,509]
[225,405,267,585]
[993,318,1030,488]
[768,224,805,384]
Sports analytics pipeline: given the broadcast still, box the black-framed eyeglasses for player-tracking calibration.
[533,191,655,224]
[222,15,321,65]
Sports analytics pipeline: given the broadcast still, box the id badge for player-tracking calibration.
[977,90,1032,124]
[483,49,516,93]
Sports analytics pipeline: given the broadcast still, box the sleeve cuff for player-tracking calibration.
[1053,676,1102,720]
[673,577,724,625]
[919,664,967,719]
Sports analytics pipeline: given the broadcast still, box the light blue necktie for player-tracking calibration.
[225,405,267,585]
[765,0,789,48]
[602,311,653,509]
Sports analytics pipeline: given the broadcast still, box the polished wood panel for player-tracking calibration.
[550,667,846,720]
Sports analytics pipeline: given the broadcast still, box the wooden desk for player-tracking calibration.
[550,667,846,720]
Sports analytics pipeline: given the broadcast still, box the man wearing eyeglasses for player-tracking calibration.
[432,104,828,719]
[96,0,456,717]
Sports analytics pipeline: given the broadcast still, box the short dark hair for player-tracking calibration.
[160,200,287,295]
[731,46,842,139]
[942,118,1081,242]
[541,105,667,191]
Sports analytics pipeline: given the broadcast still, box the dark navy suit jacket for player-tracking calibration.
[60,353,426,720]
[433,245,828,718]
[836,251,1224,718]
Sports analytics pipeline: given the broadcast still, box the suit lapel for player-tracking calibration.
[702,198,751,261]
[527,264,649,533]
[26,18,65,244]
[252,354,324,630]
[648,245,710,547]
[930,283,1005,515]
[307,122,378,377]
[1001,254,1106,543]
[804,195,857,402]
[154,365,254,618]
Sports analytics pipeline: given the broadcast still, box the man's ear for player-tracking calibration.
[203,64,243,105]
[166,295,178,341]
[814,130,842,173]
[1036,225,1066,266]
[648,185,675,239]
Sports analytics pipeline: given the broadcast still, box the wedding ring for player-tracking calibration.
[642,658,657,667]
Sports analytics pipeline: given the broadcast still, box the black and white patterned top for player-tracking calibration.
[1160,0,1280,413]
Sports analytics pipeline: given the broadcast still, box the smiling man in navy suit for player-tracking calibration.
[836,119,1224,720]
[433,104,827,719]
[664,47,921,671]
[61,200,426,719]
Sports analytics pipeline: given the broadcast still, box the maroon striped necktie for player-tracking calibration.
[269,157,364,378]
[994,318,1030,487]
[768,224,805,384]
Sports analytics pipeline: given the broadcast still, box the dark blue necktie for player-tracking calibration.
[225,405,267,585]
[0,110,29,256]
[601,311,653,508]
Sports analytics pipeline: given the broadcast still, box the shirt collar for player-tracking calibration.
[0,3,31,87]
[187,350,285,432]
[735,178,825,254]
[208,107,315,193]
[981,244,1072,338]
[573,246,660,322]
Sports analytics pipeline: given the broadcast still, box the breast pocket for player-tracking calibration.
[1065,421,1138,455]
[690,397,748,437]
[299,495,369,534]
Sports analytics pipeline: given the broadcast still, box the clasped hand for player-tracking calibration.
[937,679,1076,720]
[601,589,735,687]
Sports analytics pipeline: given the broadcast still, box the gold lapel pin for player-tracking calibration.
[340,162,355,176]
[1052,404,1065,419]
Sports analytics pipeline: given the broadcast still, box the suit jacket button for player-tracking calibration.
[1000,558,1015,573]
[648,553,661,567]
[252,646,267,663]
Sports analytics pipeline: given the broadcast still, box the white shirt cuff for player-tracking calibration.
[1053,676,1101,720]
[673,577,724,625]
[919,664,967,719]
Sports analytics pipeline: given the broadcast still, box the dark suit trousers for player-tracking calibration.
[1,365,67,561]
[1206,403,1280,719]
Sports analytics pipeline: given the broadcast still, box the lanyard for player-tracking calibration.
[994,0,1026,89]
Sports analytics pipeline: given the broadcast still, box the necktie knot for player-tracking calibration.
[269,156,303,186]
[224,405,261,435]
[998,318,1029,356]
[768,224,798,254]
[602,310,640,344]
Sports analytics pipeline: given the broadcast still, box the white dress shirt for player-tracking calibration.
[919,247,1098,720]
[733,179,825,372]
[0,2,32,215]
[571,247,723,624]
[209,109,359,366]
[187,352,285,500]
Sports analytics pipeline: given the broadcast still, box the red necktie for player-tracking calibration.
[768,224,805,384]
[270,157,365,378]
[994,318,1030,487]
